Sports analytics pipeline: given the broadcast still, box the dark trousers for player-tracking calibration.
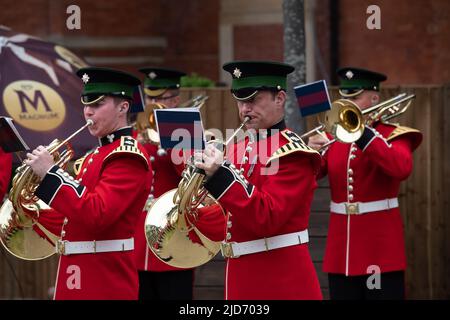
[138,269,194,300]
[328,271,405,300]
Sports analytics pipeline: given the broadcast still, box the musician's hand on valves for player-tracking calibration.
[24,145,54,179]
[307,133,330,151]
[194,144,224,177]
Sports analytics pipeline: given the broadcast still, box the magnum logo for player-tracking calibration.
[2,80,66,131]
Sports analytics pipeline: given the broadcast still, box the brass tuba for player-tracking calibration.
[144,116,250,268]
[0,120,93,260]
[301,93,416,150]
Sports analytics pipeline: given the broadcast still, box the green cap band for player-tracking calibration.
[340,78,379,90]
[83,82,134,97]
[231,75,286,90]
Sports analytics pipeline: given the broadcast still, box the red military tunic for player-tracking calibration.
[36,128,151,300]
[320,122,422,276]
[0,147,13,201]
[204,123,323,300]
[134,143,187,272]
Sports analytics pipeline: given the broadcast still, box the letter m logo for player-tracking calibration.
[14,90,52,113]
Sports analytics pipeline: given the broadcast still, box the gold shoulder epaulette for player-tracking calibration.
[387,125,421,141]
[267,130,319,164]
[104,136,148,167]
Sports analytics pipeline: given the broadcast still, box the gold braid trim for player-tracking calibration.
[387,125,421,142]
[104,136,149,167]
[267,130,320,165]
[73,156,87,176]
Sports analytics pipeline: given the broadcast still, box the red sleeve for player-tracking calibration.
[316,148,329,180]
[34,208,65,243]
[314,132,332,180]
[0,148,12,200]
[362,134,414,180]
[35,155,151,234]
[193,204,226,242]
[205,154,316,237]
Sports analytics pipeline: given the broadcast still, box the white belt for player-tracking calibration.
[221,230,309,258]
[56,238,134,255]
[330,198,399,215]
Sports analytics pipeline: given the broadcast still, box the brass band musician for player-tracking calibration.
[308,67,422,300]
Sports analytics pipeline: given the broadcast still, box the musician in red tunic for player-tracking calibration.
[25,67,152,300]
[308,67,422,299]
[196,60,323,300]
[134,67,195,300]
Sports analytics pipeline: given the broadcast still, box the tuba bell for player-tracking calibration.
[0,120,93,260]
[144,116,249,268]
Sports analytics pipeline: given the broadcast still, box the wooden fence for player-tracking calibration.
[1,86,449,299]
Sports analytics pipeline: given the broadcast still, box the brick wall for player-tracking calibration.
[1,0,219,81]
[1,1,449,84]
[162,0,220,81]
[335,0,450,84]
[233,24,284,61]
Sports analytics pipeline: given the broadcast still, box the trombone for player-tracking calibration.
[301,93,416,150]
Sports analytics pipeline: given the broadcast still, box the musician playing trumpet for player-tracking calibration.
[307,67,422,300]
[195,60,322,300]
[24,67,152,300]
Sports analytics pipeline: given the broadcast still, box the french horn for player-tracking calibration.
[144,116,250,268]
[0,120,93,260]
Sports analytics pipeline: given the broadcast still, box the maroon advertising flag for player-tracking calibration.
[0,26,96,162]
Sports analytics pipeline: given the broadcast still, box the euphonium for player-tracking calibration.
[144,116,250,268]
[0,120,93,260]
